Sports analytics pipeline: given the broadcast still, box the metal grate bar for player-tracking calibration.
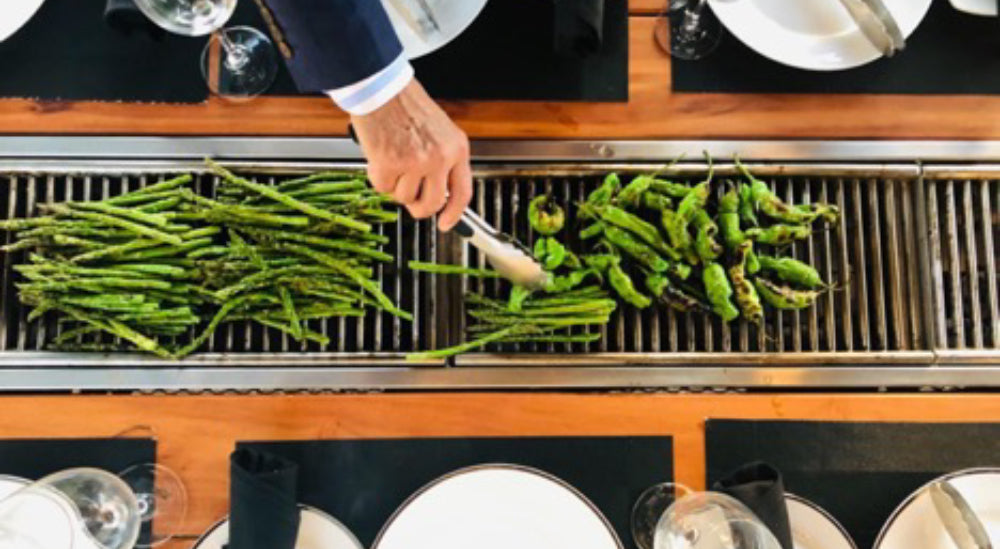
[982,180,999,347]
[944,180,964,348]
[962,180,983,348]
[884,180,906,350]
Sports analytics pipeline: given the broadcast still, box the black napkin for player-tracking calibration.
[103,0,165,39]
[226,448,300,549]
[712,462,793,549]
[553,0,605,56]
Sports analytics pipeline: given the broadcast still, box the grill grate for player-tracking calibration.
[926,177,1000,350]
[459,166,929,356]
[0,168,437,356]
[0,161,997,367]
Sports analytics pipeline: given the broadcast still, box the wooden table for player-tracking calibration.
[0,393,995,548]
[3,2,1000,139]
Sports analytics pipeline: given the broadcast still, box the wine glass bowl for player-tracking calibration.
[42,468,142,549]
[132,0,236,37]
[654,0,723,60]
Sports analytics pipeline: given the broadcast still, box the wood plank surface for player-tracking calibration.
[3,17,1000,139]
[0,392,996,547]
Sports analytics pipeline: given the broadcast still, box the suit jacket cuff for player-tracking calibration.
[325,54,414,115]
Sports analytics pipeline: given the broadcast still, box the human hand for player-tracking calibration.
[351,79,472,231]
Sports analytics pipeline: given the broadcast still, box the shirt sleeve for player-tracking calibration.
[257,0,407,94]
[325,52,414,115]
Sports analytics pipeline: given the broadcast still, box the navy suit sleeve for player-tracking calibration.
[259,0,404,93]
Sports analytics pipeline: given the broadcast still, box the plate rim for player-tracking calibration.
[785,492,858,549]
[190,504,363,549]
[371,462,624,549]
[0,0,46,43]
[706,0,933,71]
[381,0,489,60]
[872,466,1000,549]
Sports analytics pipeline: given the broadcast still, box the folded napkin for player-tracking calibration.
[552,0,605,57]
[104,0,165,39]
[226,448,301,549]
[712,461,794,549]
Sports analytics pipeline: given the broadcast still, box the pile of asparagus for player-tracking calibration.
[0,160,409,358]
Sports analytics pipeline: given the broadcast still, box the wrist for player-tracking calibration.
[325,54,415,116]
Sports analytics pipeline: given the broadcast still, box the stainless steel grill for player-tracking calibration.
[0,138,997,391]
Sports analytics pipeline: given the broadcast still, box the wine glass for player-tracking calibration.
[654,0,723,60]
[0,480,78,549]
[132,0,279,99]
[633,486,782,549]
[0,466,188,549]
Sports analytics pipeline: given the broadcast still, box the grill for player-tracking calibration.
[0,138,997,391]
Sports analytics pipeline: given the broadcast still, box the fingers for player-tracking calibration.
[438,160,473,231]
[393,173,422,206]
[367,164,399,195]
[408,169,449,219]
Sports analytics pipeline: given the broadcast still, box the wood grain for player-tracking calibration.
[0,392,996,547]
[4,17,1000,139]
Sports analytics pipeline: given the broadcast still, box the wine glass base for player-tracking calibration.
[654,3,723,61]
[201,26,279,100]
[632,483,694,549]
[118,464,188,548]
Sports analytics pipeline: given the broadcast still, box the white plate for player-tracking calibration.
[0,474,101,549]
[874,468,1000,549]
[192,505,363,549]
[787,493,857,549]
[0,0,46,43]
[380,0,488,59]
[950,0,997,16]
[707,0,932,71]
[374,464,623,549]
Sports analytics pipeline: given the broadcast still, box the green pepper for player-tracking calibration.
[579,222,604,240]
[703,262,739,322]
[660,209,697,265]
[584,204,680,261]
[528,194,566,235]
[543,238,567,270]
[757,255,825,289]
[641,192,674,212]
[754,277,822,310]
[738,183,758,227]
[545,268,602,293]
[728,241,764,325]
[745,224,812,246]
[648,179,693,198]
[616,176,653,209]
[583,253,620,273]
[608,264,651,309]
[692,210,722,263]
[533,238,547,261]
[585,173,621,211]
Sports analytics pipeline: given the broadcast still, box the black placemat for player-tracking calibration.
[674,0,1000,94]
[706,420,1000,549]
[410,0,629,101]
[238,436,672,548]
[0,0,208,103]
[0,437,157,477]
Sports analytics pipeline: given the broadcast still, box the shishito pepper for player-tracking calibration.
[754,277,822,310]
[528,194,565,235]
[608,264,651,309]
[745,224,812,246]
[645,273,710,313]
[757,255,825,289]
[728,241,763,325]
[703,262,739,322]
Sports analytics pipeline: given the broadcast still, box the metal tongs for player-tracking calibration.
[837,0,906,57]
[454,209,549,290]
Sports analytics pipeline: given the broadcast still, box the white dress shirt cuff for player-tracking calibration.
[324,53,414,116]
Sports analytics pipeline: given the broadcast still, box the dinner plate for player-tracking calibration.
[950,0,997,16]
[0,474,100,549]
[192,505,363,549]
[874,468,1000,549]
[380,0,488,59]
[0,0,46,43]
[786,493,857,549]
[707,0,932,71]
[373,464,623,549]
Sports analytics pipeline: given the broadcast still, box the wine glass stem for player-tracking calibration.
[218,31,249,74]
